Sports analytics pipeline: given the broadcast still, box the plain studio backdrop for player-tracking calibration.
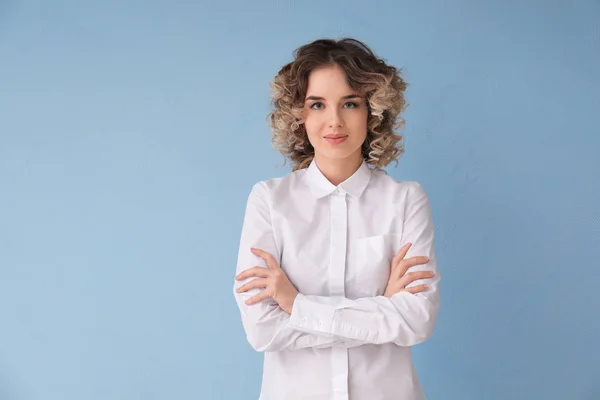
[0,1,598,399]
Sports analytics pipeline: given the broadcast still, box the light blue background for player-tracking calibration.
[1,1,599,399]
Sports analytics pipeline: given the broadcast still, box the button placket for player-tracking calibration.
[329,191,349,399]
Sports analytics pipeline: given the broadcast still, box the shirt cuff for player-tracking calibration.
[288,293,336,335]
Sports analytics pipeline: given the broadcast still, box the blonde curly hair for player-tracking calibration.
[268,38,409,171]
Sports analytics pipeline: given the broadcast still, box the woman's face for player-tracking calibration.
[302,64,368,165]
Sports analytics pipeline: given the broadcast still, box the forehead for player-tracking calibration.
[306,65,356,96]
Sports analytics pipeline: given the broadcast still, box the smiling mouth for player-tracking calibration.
[324,135,348,144]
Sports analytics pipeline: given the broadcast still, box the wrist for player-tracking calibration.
[283,291,300,314]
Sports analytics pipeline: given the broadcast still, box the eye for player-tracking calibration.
[343,102,358,109]
[310,102,324,110]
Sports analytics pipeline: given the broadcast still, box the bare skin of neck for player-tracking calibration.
[314,150,364,186]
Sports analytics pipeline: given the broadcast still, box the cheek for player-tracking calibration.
[303,117,323,142]
[350,112,369,138]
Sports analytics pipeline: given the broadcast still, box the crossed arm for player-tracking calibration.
[232,182,441,352]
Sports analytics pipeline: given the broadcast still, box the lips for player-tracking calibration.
[324,135,348,145]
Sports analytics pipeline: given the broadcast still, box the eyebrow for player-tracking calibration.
[305,94,362,101]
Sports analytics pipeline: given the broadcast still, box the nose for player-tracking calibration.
[328,108,343,128]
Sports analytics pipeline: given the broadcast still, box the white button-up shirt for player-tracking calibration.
[233,159,441,400]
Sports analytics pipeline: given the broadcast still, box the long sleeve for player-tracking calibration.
[232,182,365,352]
[286,182,441,347]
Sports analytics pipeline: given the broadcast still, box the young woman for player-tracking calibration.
[233,38,441,400]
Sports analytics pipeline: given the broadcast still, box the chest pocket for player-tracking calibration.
[347,233,401,298]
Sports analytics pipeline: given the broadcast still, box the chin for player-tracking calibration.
[317,147,363,162]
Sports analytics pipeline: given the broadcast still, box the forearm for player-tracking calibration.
[287,288,440,346]
[235,291,365,351]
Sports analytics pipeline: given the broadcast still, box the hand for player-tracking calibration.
[235,248,299,314]
[384,242,434,297]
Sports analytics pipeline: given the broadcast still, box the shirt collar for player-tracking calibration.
[304,158,372,199]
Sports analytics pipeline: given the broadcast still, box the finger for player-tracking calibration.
[251,248,281,269]
[399,271,435,287]
[236,278,268,293]
[391,242,412,271]
[407,270,436,281]
[245,290,270,305]
[235,266,270,281]
[403,284,429,294]
[395,256,430,278]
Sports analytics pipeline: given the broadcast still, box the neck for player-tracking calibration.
[314,152,364,186]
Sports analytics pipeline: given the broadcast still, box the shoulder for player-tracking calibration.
[247,168,309,202]
[370,169,429,200]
